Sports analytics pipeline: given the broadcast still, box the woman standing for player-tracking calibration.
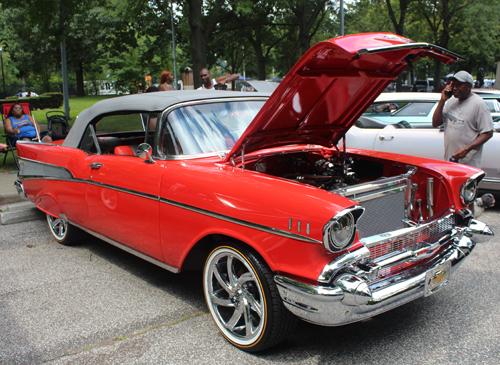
[159,70,174,91]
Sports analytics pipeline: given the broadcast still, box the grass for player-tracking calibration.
[31,95,120,126]
[1,95,121,172]
[0,127,18,172]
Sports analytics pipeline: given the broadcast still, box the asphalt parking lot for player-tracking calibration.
[1,205,500,365]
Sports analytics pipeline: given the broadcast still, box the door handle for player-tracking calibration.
[90,162,103,169]
[379,135,394,141]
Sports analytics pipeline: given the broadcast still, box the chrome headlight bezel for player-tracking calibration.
[323,206,365,252]
[460,171,484,205]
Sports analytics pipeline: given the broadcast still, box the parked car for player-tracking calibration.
[363,92,442,128]
[14,33,493,352]
[414,79,434,92]
[347,118,500,191]
[235,80,280,93]
[363,92,500,128]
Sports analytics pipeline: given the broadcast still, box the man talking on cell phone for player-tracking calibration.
[432,70,495,215]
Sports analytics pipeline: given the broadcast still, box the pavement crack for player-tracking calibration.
[41,310,209,363]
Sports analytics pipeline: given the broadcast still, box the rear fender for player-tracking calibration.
[34,194,62,218]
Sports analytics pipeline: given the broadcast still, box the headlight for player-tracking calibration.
[323,206,364,252]
[460,179,477,205]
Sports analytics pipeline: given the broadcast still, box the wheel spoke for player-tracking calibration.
[242,297,257,336]
[213,264,231,294]
[225,305,244,330]
[238,272,254,285]
[50,217,61,230]
[210,292,234,307]
[57,221,65,236]
[242,290,262,317]
[227,255,237,288]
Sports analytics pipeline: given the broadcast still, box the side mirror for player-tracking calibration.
[137,143,155,164]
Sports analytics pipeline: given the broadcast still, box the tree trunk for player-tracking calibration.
[187,0,207,89]
[433,60,442,92]
[76,62,85,97]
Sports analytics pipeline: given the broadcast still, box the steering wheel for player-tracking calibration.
[395,120,412,129]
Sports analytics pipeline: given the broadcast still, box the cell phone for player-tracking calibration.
[445,90,453,97]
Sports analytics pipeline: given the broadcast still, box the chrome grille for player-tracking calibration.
[369,214,457,261]
[357,190,406,238]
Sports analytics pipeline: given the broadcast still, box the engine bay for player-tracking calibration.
[246,150,385,191]
[242,148,454,232]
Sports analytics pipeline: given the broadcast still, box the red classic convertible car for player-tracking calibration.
[14,33,493,351]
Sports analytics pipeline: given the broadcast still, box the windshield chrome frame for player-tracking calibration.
[155,96,269,160]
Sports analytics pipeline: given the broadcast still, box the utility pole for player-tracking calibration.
[0,47,6,98]
[59,0,70,119]
[171,1,178,89]
[340,0,344,36]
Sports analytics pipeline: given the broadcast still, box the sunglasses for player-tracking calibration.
[214,84,227,90]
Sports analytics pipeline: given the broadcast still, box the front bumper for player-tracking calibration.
[275,222,492,326]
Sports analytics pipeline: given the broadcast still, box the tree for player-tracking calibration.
[289,0,330,55]
[413,0,477,86]
[184,0,229,88]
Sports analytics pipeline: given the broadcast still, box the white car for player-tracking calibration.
[363,92,500,127]
[346,117,500,191]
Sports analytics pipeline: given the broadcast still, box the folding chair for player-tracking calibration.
[46,110,70,140]
[1,102,32,169]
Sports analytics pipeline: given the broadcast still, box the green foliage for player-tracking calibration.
[2,0,500,92]
[0,93,63,111]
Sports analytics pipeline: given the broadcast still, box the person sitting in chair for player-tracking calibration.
[4,103,52,142]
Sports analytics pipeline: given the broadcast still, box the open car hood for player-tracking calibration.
[226,33,463,162]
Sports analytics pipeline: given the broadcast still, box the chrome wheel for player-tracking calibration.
[47,214,68,241]
[46,213,81,245]
[204,246,266,347]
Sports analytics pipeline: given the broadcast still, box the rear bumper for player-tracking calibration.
[275,223,490,326]
[14,180,28,201]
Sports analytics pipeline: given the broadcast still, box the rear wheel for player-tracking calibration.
[203,243,296,352]
[46,214,82,245]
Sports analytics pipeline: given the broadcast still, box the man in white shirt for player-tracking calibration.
[197,68,240,90]
[432,70,495,215]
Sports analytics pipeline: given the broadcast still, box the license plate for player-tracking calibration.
[424,261,451,297]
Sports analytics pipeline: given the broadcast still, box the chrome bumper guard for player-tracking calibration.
[274,219,493,326]
[14,180,28,200]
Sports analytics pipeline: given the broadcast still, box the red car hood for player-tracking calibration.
[226,33,463,162]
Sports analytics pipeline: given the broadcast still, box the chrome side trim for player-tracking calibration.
[18,161,321,244]
[18,157,74,179]
[159,197,321,244]
[69,220,180,273]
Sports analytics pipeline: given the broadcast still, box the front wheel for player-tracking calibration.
[203,243,296,352]
[46,214,82,245]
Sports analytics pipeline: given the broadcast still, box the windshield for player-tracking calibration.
[161,101,265,156]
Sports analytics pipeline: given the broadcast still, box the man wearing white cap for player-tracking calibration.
[432,70,495,214]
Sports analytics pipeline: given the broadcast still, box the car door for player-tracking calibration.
[373,127,445,160]
[479,130,500,190]
[83,112,166,262]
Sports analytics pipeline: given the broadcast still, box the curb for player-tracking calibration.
[0,201,45,225]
